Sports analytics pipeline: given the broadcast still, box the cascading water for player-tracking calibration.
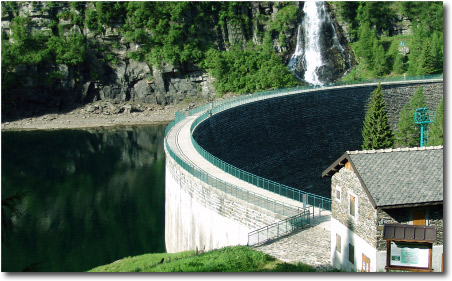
[288,1,351,85]
[287,24,303,72]
[301,1,324,85]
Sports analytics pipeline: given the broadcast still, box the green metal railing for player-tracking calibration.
[248,209,311,246]
[166,74,443,216]
[165,115,303,217]
[165,136,301,217]
[190,112,331,212]
[190,98,332,212]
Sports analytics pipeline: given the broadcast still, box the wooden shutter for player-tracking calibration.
[362,254,370,272]
[413,210,426,225]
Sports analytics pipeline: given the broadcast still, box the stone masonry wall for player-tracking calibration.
[428,205,444,246]
[166,155,282,228]
[382,83,443,130]
[165,152,284,252]
[331,167,377,248]
[193,82,443,198]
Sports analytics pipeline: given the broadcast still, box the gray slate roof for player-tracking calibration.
[347,146,443,207]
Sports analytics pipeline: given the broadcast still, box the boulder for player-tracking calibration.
[108,103,121,114]
[123,104,132,114]
[86,104,96,112]
[126,60,150,84]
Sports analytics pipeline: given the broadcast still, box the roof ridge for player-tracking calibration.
[347,145,443,155]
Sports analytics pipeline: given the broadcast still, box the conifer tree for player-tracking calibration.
[406,25,425,75]
[356,22,377,67]
[361,83,394,150]
[418,41,436,75]
[373,41,388,76]
[394,86,426,147]
[393,55,405,74]
[429,98,443,146]
[430,32,443,74]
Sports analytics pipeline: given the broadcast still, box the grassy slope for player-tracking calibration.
[88,246,326,272]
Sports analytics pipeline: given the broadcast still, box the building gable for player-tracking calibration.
[323,146,443,208]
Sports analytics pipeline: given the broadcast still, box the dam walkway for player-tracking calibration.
[166,111,333,270]
[166,110,331,216]
[165,106,331,242]
[254,215,333,270]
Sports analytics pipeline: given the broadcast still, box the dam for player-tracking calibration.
[164,77,443,253]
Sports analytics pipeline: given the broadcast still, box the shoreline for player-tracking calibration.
[1,102,190,131]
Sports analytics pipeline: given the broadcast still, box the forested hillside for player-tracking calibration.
[1,1,443,120]
[331,1,443,80]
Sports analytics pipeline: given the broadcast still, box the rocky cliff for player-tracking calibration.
[1,2,309,120]
[1,2,376,120]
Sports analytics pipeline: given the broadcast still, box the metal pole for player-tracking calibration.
[420,126,424,147]
[267,227,269,244]
[312,205,315,219]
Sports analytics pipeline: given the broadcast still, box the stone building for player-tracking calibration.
[322,146,443,272]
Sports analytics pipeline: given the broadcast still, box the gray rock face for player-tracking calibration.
[1,2,220,119]
[1,1,356,118]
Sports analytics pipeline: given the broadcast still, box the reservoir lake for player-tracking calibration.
[1,125,167,272]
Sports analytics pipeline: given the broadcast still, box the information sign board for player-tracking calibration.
[389,242,430,268]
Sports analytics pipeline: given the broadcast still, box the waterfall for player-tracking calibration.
[287,24,303,71]
[302,1,324,85]
[288,2,350,85]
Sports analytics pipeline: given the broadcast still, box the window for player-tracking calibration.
[335,185,341,201]
[349,194,356,217]
[349,243,355,264]
[336,234,341,253]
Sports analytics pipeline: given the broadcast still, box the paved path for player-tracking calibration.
[166,104,333,269]
[254,216,334,270]
[166,111,331,218]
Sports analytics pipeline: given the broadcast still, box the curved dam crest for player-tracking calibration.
[192,82,443,197]
[165,79,443,253]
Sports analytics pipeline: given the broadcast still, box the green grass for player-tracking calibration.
[88,246,322,272]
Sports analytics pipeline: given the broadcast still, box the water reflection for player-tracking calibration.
[1,125,167,272]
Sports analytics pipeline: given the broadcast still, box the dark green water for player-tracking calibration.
[1,125,167,272]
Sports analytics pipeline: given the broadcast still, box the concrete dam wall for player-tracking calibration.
[193,82,443,198]
[165,154,283,253]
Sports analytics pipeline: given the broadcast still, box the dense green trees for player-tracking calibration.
[361,84,394,150]
[1,1,443,99]
[201,41,298,94]
[2,1,300,98]
[394,86,426,147]
[355,22,376,67]
[335,1,443,80]
[123,1,300,93]
[393,86,442,148]
[124,1,213,66]
[362,84,442,150]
